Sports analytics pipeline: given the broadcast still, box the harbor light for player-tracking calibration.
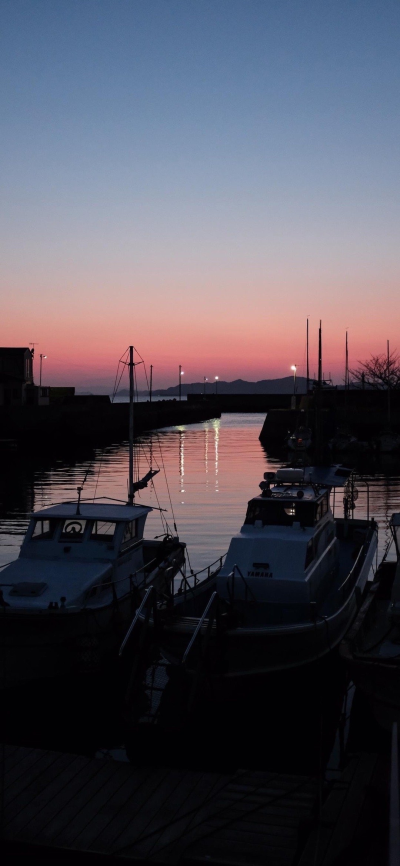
[291,365,297,395]
[179,366,184,401]
[215,376,219,395]
[39,354,47,387]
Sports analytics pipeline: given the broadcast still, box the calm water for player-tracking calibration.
[1,412,400,571]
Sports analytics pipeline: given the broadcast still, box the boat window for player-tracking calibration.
[316,494,329,522]
[32,519,56,540]
[90,521,116,541]
[60,519,87,541]
[121,520,138,549]
[245,500,315,527]
[284,505,296,517]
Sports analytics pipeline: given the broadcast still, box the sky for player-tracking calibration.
[1,0,399,391]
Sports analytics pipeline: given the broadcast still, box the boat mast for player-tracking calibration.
[128,345,135,504]
[315,321,323,464]
[318,320,322,388]
[306,317,309,393]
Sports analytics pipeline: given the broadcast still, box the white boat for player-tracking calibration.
[156,466,378,678]
[0,347,185,687]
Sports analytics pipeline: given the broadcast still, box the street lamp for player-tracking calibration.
[39,354,47,387]
[215,376,219,395]
[179,365,184,401]
[291,365,297,395]
[203,376,208,395]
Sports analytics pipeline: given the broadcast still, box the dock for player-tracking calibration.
[1,744,318,864]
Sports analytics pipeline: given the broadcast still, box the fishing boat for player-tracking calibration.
[155,466,377,678]
[286,425,312,453]
[340,514,400,729]
[0,347,185,687]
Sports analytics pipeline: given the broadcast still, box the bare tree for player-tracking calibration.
[351,351,400,390]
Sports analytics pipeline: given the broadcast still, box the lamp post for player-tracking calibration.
[179,366,184,401]
[39,354,47,387]
[203,376,208,395]
[291,365,297,395]
[215,376,219,395]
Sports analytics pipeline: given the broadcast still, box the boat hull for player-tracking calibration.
[0,544,185,689]
[159,522,377,678]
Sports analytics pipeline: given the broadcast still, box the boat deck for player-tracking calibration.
[1,743,317,865]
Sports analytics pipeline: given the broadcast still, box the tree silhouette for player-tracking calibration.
[351,352,400,390]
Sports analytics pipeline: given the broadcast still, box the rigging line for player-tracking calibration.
[156,431,178,534]
[136,442,169,535]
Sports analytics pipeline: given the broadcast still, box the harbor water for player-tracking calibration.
[1,412,400,572]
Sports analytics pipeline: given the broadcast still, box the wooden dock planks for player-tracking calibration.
[0,744,318,865]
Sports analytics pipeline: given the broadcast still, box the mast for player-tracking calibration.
[345,330,349,390]
[306,318,309,393]
[128,345,134,504]
[388,339,391,427]
[318,320,322,387]
[149,364,153,403]
[315,321,323,464]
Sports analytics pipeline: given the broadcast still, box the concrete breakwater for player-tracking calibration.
[0,398,221,451]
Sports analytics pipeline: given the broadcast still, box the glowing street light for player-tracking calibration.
[291,365,297,395]
[179,365,184,401]
[40,354,47,387]
[215,375,219,395]
[203,376,208,395]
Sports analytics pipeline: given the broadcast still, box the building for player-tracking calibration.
[0,347,35,406]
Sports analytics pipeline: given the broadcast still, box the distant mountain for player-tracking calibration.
[117,376,308,397]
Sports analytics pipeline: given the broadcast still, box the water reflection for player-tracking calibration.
[1,414,400,571]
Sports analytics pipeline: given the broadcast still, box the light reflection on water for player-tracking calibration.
[1,412,400,571]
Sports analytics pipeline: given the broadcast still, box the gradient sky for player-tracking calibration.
[1,1,399,390]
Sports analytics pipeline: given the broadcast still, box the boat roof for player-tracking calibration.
[32,502,151,521]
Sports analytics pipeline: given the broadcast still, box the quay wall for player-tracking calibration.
[0,399,220,450]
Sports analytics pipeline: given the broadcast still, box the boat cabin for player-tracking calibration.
[20,502,151,562]
[0,502,154,612]
[218,472,338,617]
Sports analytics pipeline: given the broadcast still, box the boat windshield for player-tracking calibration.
[245,496,328,528]
[90,521,117,541]
[60,519,88,541]
[31,519,57,540]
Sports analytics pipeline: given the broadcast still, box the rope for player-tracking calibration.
[156,431,178,534]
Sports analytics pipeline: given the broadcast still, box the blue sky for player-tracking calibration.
[1,1,399,387]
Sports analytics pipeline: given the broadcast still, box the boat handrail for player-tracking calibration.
[82,555,160,604]
[178,553,227,595]
[337,524,377,602]
[182,591,218,664]
[119,585,155,657]
[228,564,258,604]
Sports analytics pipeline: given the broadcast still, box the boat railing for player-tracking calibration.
[82,555,161,605]
[227,564,258,605]
[182,591,218,665]
[119,585,156,658]
[177,554,227,599]
[337,525,377,605]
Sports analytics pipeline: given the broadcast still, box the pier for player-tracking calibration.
[0,399,220,450]
[1,744,317,864]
